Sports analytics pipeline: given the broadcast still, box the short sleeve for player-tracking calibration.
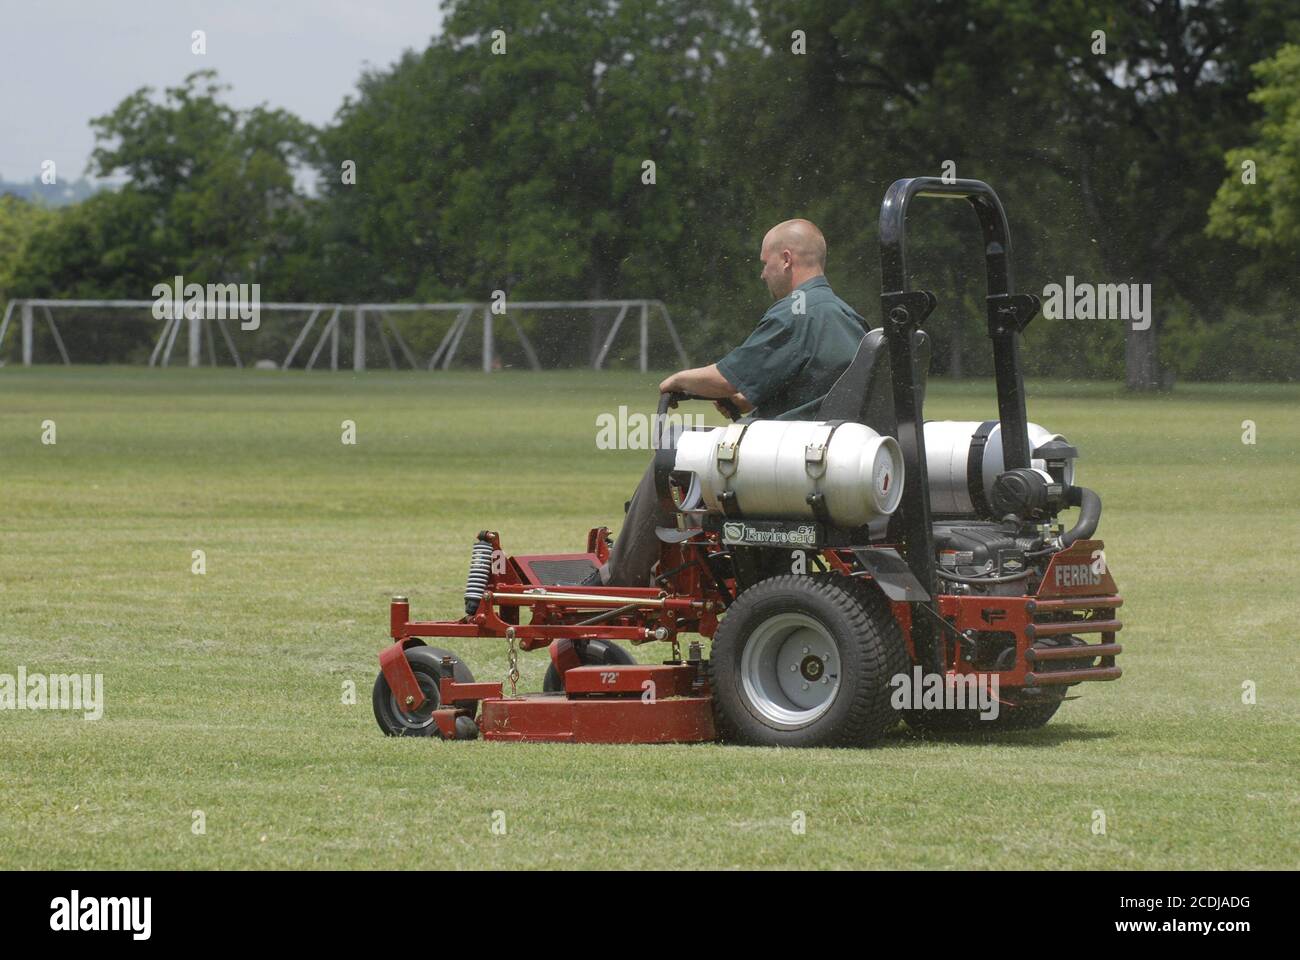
[716,313,806,410]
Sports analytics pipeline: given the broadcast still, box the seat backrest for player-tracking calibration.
[817,327,931,435]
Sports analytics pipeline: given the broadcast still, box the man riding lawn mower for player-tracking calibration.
[373,177,1124,746]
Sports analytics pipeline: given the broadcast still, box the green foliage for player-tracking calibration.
[0,194,54,306]
[1161,291,1300,382]
[1208,43,1300,259]
[85,70,317,293]
[315,0,753,312]
[8,2,1300,379]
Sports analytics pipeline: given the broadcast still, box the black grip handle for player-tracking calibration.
[658,390,740,421]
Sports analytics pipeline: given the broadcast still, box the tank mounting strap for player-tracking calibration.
[803,420,847,524]
[718,489,742,518]
[967,419,998,517]
[803,419,847,476]
[715,421,749,516]
[805,491,832,525]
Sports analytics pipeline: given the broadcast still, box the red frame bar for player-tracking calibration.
[1028,642,1122,661]
[934,590,1124,687]
[1029,595,1123,613]
[1026,666,1123,685]
[1028,619,1123,638]
[379,642,425,713]
[439,678,505,703]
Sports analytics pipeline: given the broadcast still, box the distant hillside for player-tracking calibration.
[0,176,104,206]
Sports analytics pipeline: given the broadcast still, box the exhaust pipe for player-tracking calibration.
[1057,485,1102,548]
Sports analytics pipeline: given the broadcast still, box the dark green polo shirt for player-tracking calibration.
[716,276,868,420]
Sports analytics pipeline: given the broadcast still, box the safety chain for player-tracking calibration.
[506,626,520,696]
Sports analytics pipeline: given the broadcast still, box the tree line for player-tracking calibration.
[2,0,1297,385]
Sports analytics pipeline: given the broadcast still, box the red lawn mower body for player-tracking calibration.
[374,177,1124,745]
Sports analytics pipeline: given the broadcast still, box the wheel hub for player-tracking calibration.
[389,675,439,730]
[740,612,841,729]
[799,654,824,681]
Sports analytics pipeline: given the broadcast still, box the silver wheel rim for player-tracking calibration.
[739,612,841,729]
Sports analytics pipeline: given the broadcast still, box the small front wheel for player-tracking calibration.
[372,645,476,737]
[542,639,635,693]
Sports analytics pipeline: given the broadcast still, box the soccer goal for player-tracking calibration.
[0,298,689,371]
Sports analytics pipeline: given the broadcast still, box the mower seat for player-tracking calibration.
[512,554,600,586]
[817,327,929,542]
[817,327,931,435]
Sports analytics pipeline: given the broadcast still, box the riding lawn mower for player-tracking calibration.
[372,177,1124,746]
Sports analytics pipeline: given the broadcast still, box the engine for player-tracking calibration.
[921,419,1096,593]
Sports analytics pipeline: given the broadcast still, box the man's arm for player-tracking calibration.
[658,364,749,406]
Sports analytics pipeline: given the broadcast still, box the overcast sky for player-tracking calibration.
[0,0,446,183]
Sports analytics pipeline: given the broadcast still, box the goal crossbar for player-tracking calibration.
[0,299,689,372]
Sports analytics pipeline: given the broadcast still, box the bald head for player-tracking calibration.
[765,219,826,268]
[759,218,827,299]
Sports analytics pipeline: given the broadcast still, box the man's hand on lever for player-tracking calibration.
[658,364,751,420]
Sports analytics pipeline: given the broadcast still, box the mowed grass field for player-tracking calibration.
[0,366,1296,870]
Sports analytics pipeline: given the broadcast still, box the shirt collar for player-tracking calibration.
[796,275,830,293]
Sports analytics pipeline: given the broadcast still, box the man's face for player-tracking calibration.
[759,233,793,300]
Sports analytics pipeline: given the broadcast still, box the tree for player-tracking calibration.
[7,71,319,363]
[723,0,1297,387]
[0,194,54,306]
[315,0,756,362]
[86,69,318,295]
[1208,43,1300,263]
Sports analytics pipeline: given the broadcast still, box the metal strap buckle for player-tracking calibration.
[715,422,747,478]
[803,423,837,479]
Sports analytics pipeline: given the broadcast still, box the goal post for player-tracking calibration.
[0,298,689,371]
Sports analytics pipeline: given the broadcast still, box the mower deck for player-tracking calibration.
[432,664,716,743]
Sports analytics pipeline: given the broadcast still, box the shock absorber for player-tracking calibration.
[463,532,495,615]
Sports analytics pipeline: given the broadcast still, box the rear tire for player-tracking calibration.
[903,634,1088,734]
[708,575,907,747]
[542,639,635,693]
[904,697,1063,734]
[372,645,477,737]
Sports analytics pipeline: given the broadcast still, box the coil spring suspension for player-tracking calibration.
[464,533,494,615]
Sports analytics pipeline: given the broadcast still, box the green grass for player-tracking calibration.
[0,367,1296,870]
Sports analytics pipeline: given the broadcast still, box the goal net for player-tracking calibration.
[0,299,690,371]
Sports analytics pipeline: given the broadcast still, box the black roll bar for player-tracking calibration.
[876,177,1041,674]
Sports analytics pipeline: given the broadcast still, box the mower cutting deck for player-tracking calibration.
[373,176,1125,746]
[374,529,724,742]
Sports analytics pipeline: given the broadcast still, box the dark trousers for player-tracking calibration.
[598,458,675,586]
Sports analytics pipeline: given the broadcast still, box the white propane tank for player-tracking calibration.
[673,420,904,527]
[924,420,1075,516]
